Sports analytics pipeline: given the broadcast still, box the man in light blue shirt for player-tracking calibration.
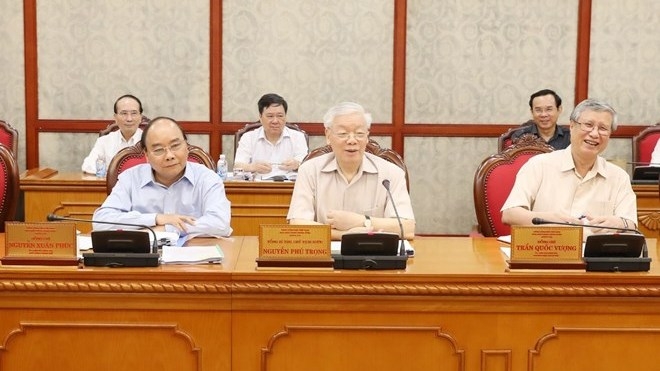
[93,117,232,240]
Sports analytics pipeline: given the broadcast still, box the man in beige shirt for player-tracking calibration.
[501,98,637,233]
[287,102,415,240]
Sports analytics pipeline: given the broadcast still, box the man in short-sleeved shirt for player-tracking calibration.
[234,93,308,179]
[502,99,636,233]
[287,102,415,240]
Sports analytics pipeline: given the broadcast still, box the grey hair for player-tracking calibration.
[322,102,373,129]
[570,98,618,131]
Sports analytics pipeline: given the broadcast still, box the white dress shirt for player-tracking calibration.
[81,128,143,174]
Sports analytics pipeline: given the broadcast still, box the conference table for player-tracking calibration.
[1,236,659,370]
[19,171,294,235]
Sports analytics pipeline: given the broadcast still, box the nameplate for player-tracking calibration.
[1,222,79,266]
[508,226,585,269]
[256,224,333,268]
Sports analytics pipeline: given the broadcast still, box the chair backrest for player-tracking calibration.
[105,143,215,194]
[497,120,535,152]
[0,144,19,231]
[632,123,660,164]
[0,120,19,158]
[99,116,150,137]
[302,139,410,190]
[233,122,309,156]
[473,135,554,237]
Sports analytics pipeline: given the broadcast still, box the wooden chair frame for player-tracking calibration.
[99,116,150,137]
[0,120,19,158]
[105,142,215,194]
[233,122,309,156]
[302,139,410,190]
[0,144,19,231]
[473,134,554,237]
[632,123,660,164]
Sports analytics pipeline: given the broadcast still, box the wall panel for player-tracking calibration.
[222,0,394,123]
[589,0,660,124]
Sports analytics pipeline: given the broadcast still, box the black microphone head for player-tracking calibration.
[382,179,390,190]
[531,217,545,225]
[47,214,60,221]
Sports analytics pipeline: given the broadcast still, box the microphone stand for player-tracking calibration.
[382,179,406,256]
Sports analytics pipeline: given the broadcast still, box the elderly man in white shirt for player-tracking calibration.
[81,94,145,174]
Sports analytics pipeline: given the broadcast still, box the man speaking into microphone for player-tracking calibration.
[93,117,232,241]
[501,99,637,234]
[287,102,415,240]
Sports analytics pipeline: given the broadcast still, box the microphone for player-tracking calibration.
[47,214,159,253]
[626,162,660,166]
[531,217,642,235]
[382,179,406,256]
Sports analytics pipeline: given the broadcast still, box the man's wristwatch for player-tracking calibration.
[363,215,372,229]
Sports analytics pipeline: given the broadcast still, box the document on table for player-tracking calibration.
[161,245,224,264]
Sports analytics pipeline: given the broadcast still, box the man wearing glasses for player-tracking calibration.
[287,102,415,240]
[234,93,308,178]
[81,94,146,174]
[502,99,637,233]
[93,117,232,240]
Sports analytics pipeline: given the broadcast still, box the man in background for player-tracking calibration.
[502,98,636,234]
[287,102,415,240]
[81,94,145,174]
[234,93,308,178]
[511,89,570,150]
[93,117,232,240]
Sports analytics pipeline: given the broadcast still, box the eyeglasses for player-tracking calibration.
[118,110,140,118]
[573,120,611,136]
[149,141,186,157]
[331,130,369,141]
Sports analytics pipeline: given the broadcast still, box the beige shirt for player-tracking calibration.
[287,152,414,223]
[501,146,637,223]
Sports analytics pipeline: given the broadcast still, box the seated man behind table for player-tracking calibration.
[510,89,570,150]
[501,98,637,234]
[287,102,415,240]
[233,93,308,178]
[82,94,145,174]
[93,117,232,240]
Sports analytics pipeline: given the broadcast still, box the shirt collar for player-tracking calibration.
[138,162,194,188]
[559,145,609,179]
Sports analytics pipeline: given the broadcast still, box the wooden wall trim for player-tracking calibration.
[575,0,592,104]
[391,0,407,156]
[24,0,38,169]
[209,0,222,160]
[23,0,631,167]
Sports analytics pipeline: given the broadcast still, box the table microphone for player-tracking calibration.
[381,179,406,256]
[531,217,643,235]
[46,214,159,253]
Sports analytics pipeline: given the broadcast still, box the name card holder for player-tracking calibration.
[508,225,585,270]
[256,224,333,269]
[2,222,79,266]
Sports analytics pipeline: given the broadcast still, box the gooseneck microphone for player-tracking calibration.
[46,214,159,253]
[381,179,406,256]
[531,217,642,235]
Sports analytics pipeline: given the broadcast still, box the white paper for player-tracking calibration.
[77,235,93,251]
[161,245,224,264]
